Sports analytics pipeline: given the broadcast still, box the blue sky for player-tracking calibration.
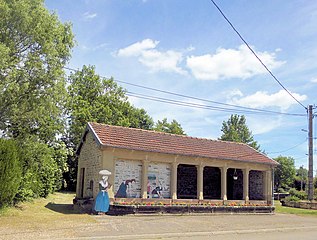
[45,0,317,170]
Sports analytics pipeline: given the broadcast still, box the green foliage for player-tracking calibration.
[0,0,74,203]
[51,141,69,190]
[219,114,260,150]
[0,0,74,142]
[153,118,185,135]
[277,187,287,193]
[274,156,296,190]
[284,195,300,202]
[15,140,61,201]
[65,65,154,190]
[294,167,308,191]
[289,188,307,200]
[66,65,154,148]
[0,139,21,208]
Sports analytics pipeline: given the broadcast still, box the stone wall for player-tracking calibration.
[77,131,102,198]
[203,167,221,199]
[177,164,197,199]
[249,170,264,200]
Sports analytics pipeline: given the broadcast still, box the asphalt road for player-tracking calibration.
[2,213,317,240]
[67,213,317,240]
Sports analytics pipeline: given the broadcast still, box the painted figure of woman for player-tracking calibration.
[94,170,111,214]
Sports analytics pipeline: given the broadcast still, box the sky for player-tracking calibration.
[45,0,317,170]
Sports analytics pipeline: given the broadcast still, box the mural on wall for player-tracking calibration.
[147,162,171,199]
[114,160,142,198]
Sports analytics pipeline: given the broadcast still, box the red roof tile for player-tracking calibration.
[87,122,278,166]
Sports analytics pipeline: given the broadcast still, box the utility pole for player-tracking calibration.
[307,105,314,201]
[300,165,303,191]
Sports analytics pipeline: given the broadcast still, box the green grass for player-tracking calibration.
[0,192,95,230]
[274,200,317,216]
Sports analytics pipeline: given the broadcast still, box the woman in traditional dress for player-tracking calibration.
[94,170,111,214]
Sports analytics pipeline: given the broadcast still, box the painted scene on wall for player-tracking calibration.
[114,159,142,198]
[147,162,171,199]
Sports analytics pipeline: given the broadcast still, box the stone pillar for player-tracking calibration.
[141,161,149,199]
[171,162,178,200]
[266,170,273,204]
[243,168,250,202]
[197,165,204,200]
[221,166,228,201]
[263,170,268,201]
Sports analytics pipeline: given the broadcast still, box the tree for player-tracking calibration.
[294,166,308,191]
[153,118,185,135]
[65,65,153,189]
[0,139,21,208]
[0,0,74,142]
[0,0,74,202]
[274,156,296,190]
[66,65,153,148]
[219,114,260,150]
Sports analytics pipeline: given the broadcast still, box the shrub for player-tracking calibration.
[15,141,61,201]
[289,188,307,200]
[285,195,300,202]
[277,188,287,193]
[0,139,22,208]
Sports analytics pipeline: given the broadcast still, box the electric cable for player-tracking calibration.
[209,0,307,110]
[266,139,307,154]
[64,66,306,117]
[127,91,305,117]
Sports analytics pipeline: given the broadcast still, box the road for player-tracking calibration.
[1,213,317,240]
[66,213,317,240]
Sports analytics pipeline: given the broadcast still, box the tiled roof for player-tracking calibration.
[87,122,278,166]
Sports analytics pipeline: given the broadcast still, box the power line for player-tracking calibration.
[127,91,305,117]
[209,0,307,110]
[64,66,305,117]
[266,139,307,154]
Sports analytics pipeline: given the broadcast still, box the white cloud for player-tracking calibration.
[117,39,186,74]
[249,116,283,135]
[117,39,158,57]
[225,89,244,98]
[229,90,307,111]
[186,45,285,81]
[83,12,97,20]
[311,77,317,83]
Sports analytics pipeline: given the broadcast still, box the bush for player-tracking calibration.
[285,195,300,202]
[15,141,61,201]
[289,188,307,200]
[0,139,22,208]
[277,188,287,193]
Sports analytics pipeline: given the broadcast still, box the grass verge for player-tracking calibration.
[0,191,95,235]
[274,200,317,216]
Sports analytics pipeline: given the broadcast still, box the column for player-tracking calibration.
[243,168,250,202]
[197,165,204,200]
[171,162,178,200]
[221,166,228,200]
[141,161,149,199]
[263,171,268,201]
[266,170,273,204]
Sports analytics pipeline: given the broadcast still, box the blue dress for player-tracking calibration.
[94,183,110,213]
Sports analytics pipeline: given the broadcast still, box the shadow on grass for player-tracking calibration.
[45,202,82,214]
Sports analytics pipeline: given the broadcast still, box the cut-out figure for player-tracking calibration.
[94,171,111,214]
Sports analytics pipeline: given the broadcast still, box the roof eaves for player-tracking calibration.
[88,122,103,146]
[101,144,278,166]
